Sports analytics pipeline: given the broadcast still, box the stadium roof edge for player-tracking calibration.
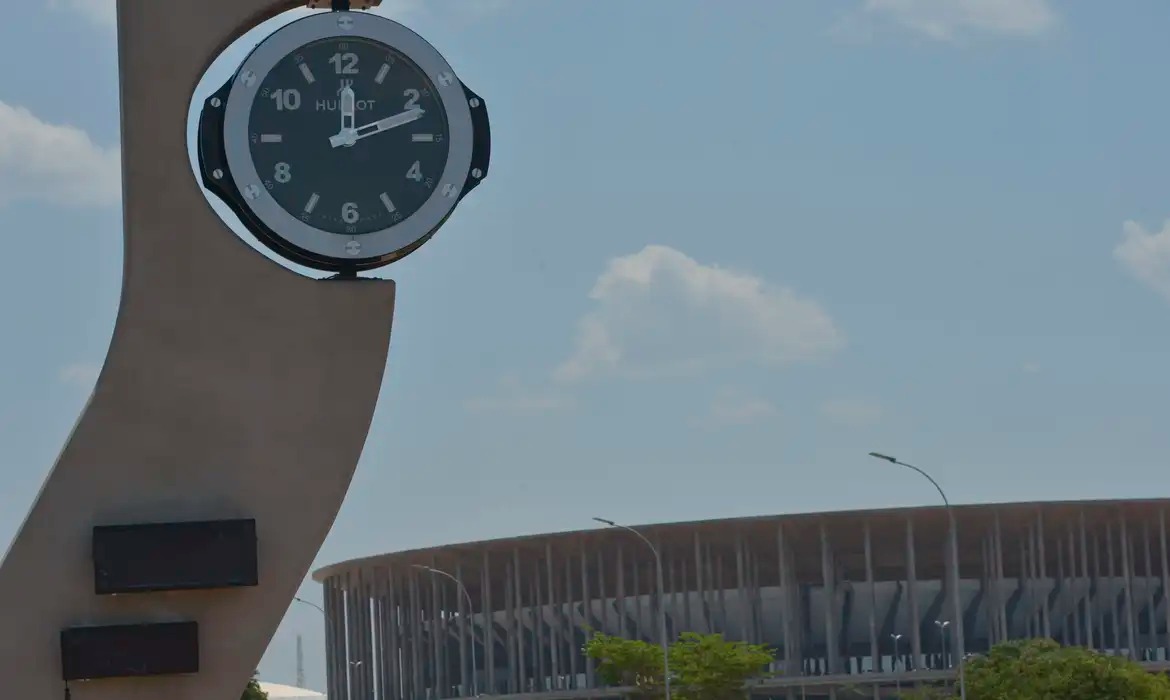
[312,496,1170,582]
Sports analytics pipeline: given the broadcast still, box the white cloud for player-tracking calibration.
[464,376,574,414]
[555,245,843,383]
[48,0,114,28]
[0,101,120,208]
[59,363,100,389]
[820,397,884,427]
[840,0,1056,42]
[703,389,779,427]
[1115,219,1170,303]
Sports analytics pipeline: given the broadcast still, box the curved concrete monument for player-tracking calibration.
[0,1,395,698]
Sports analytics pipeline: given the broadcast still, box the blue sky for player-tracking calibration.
[4,0,1170,691]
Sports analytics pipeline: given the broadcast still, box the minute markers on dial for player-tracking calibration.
[304,193,320,214]
[298,63,316,84]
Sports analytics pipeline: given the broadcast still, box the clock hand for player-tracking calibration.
[329,108,425,148]
[339,85,356,138]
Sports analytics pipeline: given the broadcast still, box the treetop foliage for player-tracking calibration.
[959,638,1170,700]
[585,631,773,700]
[241,670,269,700]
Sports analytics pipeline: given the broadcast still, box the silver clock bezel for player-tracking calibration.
[222,11,474,263]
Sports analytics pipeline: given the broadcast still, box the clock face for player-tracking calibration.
[214,11,479,270]
[248,37,451,236]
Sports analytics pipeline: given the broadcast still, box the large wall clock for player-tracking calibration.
[198,8,491,273]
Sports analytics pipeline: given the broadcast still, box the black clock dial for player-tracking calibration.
[247,36,450,236]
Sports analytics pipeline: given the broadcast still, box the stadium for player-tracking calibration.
[312,498,1170,699]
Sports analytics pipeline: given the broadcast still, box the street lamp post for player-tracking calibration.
[291,597,326,694]
[869,452,966,700]
[413,564,480,696]
[293,596,325,615]
[593,517,671,700]
[294,597,352,697]
[890,633,903,696]
[935,620,950,672]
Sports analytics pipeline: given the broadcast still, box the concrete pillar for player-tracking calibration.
[0,2,395,698]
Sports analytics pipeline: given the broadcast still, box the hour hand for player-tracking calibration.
[330,86,358,147]
[330,108,424,148]
[339,85,356,134]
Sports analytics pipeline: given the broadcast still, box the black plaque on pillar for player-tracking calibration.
[60,621,200,681]
[92,518,258,594]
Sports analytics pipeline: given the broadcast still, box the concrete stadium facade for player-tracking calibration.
[313,499,1170,699]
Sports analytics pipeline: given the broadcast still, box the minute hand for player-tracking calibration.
[330,108,425,148]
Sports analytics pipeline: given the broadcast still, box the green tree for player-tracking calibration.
[241,670,269,700]
[585,631,773,700]
[955,638,1170,700]
[587,632,665,694]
